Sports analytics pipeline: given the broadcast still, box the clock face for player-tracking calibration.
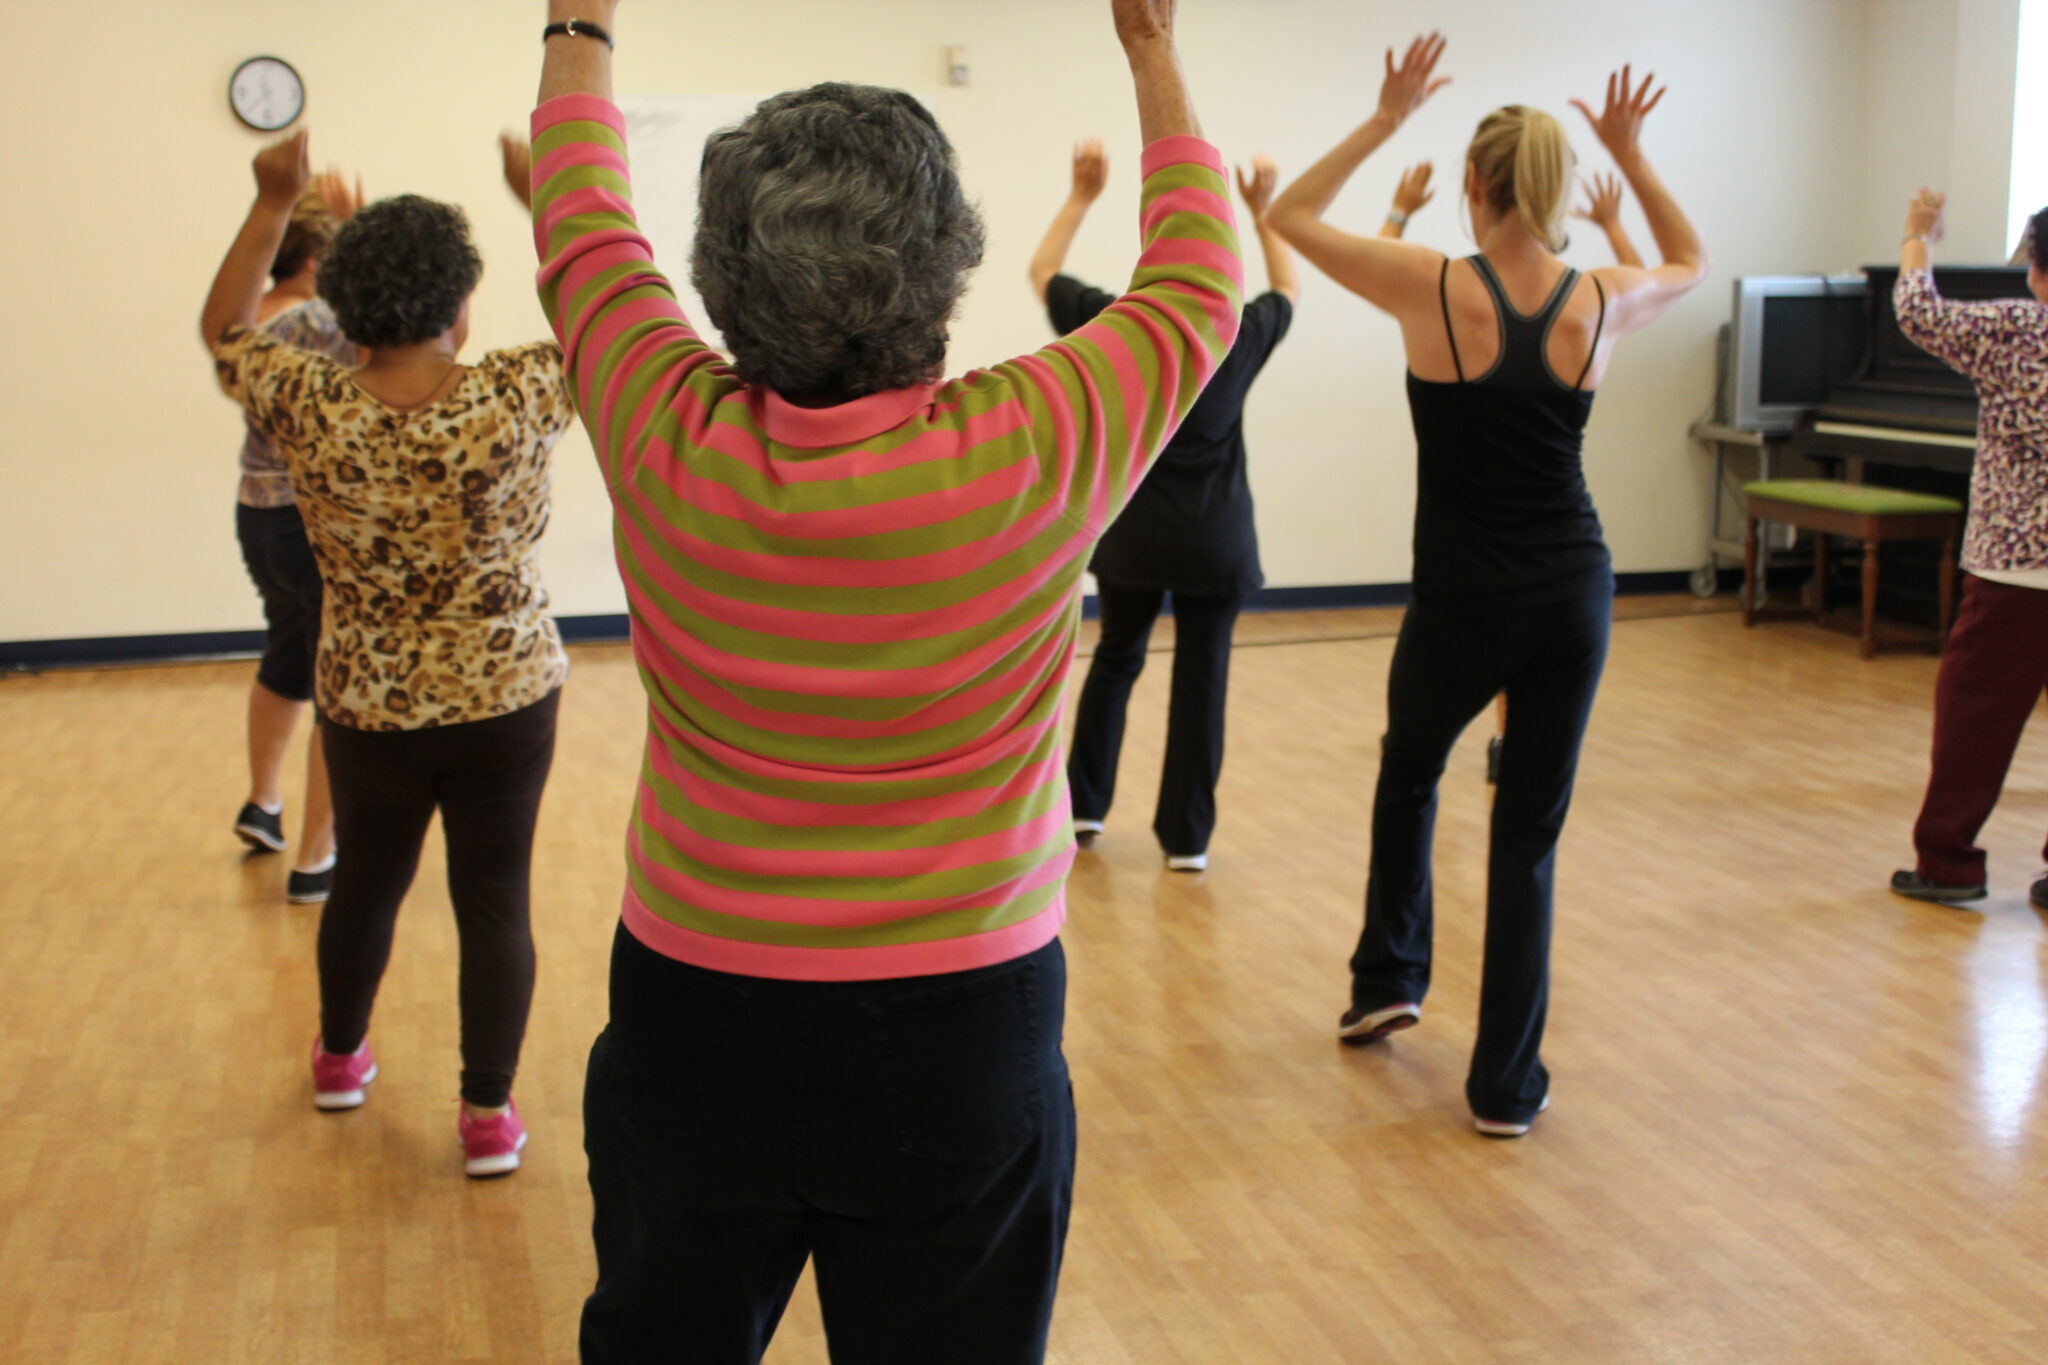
[229,57,304,133]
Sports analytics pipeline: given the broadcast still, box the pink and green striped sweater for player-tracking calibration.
[531,94,1242,980]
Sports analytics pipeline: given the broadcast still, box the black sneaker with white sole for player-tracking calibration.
[286,866,334,904]
[2032,877,2048,912]
[1890,869,1987,905]
[235,803,287,854]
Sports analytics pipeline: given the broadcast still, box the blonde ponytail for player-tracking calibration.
[1467,106,1575,252]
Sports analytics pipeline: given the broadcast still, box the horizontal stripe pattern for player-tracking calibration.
[531,94,1241,980]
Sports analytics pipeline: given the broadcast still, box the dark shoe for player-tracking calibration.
[2031,877,2048,912]
[1164,852,1208,873]
[286,866,333,905]
[235,802,286,854]
[1485,735,1503,785]
[1890,869,1987,905]
[1337,1001,1420,1044]
[1073,819,1103,849]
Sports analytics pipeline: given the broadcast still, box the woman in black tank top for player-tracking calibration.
[1268,37,1708,1136]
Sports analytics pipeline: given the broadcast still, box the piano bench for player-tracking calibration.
[1740,480,1963,659]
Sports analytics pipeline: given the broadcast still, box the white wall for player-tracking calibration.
[1859,0,2023,261]
[0,0,1907,643]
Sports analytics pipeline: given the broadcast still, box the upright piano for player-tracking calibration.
[1790,264,2029,622]
[1794,264,2030,480]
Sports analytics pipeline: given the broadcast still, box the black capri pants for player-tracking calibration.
[236,502,323,703]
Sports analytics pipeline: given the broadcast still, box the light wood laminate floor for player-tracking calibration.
[3,597,2046,1363]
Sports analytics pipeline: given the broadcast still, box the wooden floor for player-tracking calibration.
[5,595,2048,1363]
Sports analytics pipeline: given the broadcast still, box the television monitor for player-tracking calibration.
[1725,275,1868,433]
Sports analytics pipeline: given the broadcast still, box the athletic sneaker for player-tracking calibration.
[235,802,287,854]
[1474,1094,1550,1139]
[2032,876,2048,912]
[1485,735,1503,785]
[286,866,333,905]
[1165,852,1208,873]
[1074,819,1104,848]
[460,1100,528,1178]
[311,1038,377,1110]
[1337,1001,1421,1043]
[1890,869,1988,905]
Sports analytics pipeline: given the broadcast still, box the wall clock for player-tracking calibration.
[229,56,305,132]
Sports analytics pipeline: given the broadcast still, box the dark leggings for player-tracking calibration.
[1067,583,1244,857]
[316,689,560,1108]
[1349,580,1611,1123]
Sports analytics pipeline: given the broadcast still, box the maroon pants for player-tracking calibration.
[1913,575,2048,886]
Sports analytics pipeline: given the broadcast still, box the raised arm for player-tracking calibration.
[539,0,617,103]
[1378,162,1435,240]
[1116,0,1199,141]
[531,0,728,489]
[990,0,1240,534]
[1892,189,2024,379]
[1267,33,1451,315]
[1570,68,1708,335]
[500,133,536,211]
[1573,171,1644,267]
[1029,140,1108,302]
[200,130,312,346]
[1234,155,1300,303]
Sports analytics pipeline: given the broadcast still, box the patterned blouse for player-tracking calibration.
[1893,270,2048,576]
[236,298,358,509]
[213,332,576,730]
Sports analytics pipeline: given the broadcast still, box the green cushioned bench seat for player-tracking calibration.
[1742,479,1963,516]
[1740,479,1962,658]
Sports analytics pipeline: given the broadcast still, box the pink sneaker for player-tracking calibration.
[311,1037,377,1110]
[459,1100,528,1178]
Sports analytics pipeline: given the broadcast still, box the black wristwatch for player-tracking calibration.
[543,18,614,49]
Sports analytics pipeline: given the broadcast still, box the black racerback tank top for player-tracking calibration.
[1402,255,1614,610]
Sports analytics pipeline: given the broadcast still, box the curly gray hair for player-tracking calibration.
[691,83,986,403]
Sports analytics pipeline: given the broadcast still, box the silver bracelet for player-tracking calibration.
[1386,209,1410,229]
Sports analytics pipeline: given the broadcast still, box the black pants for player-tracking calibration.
[1067,583,1244,856]
[1349,580,1611,1123]
[581,928,1075,1365]
[316,689,560,1108]
[235,503,323,703]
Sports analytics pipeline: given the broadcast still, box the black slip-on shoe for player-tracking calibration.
[286,866,333,904]
[1337,1002,1421,1044]
[235,803,286,854]
[1890,869,1987,904]
[2030,877,2048,912]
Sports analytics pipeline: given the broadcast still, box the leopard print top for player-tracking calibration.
[1894,271,2048,576]
[214,330,574,730]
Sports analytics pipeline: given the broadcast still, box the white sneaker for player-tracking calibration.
[1473,1094,1550,1139]
[1164,853,1208,873]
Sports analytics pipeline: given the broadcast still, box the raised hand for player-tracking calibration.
[501,133,536,210]
[1569,66,1666,162]
[1235,155,1279,220]
[1111,0,1176,49]
[1572,171,1626,228]
[1376,32,1451,128]
[253,129,312,208]
[314,167,365,221]
[1071,139,1109,204]
[1392,161,1436,217]
[1905,187,1946,243]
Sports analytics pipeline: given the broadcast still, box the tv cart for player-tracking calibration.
[1690,421,1794,602]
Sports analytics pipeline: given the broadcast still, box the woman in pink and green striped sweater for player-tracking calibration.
[531,2,1239,1360]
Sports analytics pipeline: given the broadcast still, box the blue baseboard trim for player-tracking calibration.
[1,572,1723,673]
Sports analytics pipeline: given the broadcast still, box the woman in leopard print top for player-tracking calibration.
[1889,195,2048,913]
[203,130,570,1176]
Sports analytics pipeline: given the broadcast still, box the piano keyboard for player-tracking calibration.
[1810,421,1976,449]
